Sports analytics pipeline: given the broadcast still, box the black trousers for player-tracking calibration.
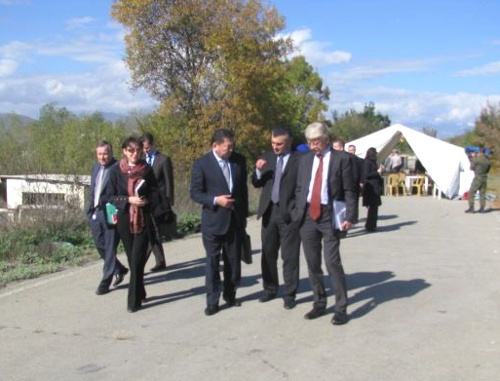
[145,216,166,266]
[260,203,300,299]
[88,209,125,284]
[299,205,348,313]
[202,216,241,307]
[117,212,149,310]
[365,205,379,231]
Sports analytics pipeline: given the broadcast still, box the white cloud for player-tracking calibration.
[0,58,17,76]
[65,17,95,30]
[327,85,500,137]
[455,61,500,76]
[284,28,351,67]
[0,26,156,118]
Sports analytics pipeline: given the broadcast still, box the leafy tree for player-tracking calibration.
[473,102,500,162]
[0,115,29,175]
[7,104,129,175]
[111,0,293,163]
[277,55,330,141]
[331,102,391,142]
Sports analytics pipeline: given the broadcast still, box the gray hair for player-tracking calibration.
[304,121,330,141]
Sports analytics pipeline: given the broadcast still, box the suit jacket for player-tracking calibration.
[350,153,364,190]
[150,151,175,207]
[293,148,356,224]
[190,151,248,236]
[85,159,118,219]
[251,151,300,224]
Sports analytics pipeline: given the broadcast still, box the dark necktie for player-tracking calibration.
[271,154,283,204]
[309,155,323,221]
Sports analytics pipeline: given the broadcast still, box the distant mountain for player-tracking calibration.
[0,111,130,126]
[0,113,35,129]
[100,112,128,122]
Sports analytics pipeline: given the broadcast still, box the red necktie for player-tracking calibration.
[309,155,323,221]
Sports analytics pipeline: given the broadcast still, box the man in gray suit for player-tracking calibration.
[293,122,356,325]
[86,141,128,295]
[251,126,301,309]
[140,133,175,272]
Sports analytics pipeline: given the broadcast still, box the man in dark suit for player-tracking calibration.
[190,129,249,316]
[293,122,356,326]
[85,141,128,295]
[140,133,175,272]
[251,126,301,309]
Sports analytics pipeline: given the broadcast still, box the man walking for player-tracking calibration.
[86,141,128,295]
[190,129,249,316]
[140,133,175,272]
[251,127,301,309]
[293,122,356,325]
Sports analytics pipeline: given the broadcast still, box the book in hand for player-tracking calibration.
[105,203,118,225]
[332,200,346,230]
[135,179,146,197]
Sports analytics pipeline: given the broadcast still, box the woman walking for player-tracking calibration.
[106,136,165,312]
[362,147,384,232]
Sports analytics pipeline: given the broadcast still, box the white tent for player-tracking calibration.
[347,124,474,199]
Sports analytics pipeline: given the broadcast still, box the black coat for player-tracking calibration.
[362,159,382,207]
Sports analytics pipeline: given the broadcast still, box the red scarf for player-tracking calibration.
[120,157,150,234]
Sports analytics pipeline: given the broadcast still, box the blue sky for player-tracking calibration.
[1,0,499,138]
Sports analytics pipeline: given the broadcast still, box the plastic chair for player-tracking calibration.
[386,174,400,196]
[411,175,426,196]
[397,173,407,196]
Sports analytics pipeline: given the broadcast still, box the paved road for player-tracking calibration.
[1,196,499,381]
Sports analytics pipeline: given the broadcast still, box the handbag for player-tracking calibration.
[241,232,252,264]
[105,203,118,225]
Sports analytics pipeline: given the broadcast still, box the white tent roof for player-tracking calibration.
[347,124,474,199]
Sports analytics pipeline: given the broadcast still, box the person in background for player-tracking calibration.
[332,139,345,152]
[293,121,355,326]
[190,129,249,316]
[86,141,128,295]
[347,144,364,224]
[140,133,175,272]
[105,136,165,313]
[251,127,301,310]
[362,147,384,232]
[389,149,403,173]
[465,147,491,213]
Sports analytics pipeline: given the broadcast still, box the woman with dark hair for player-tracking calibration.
[105,136,165,312]
[362,147,384,232]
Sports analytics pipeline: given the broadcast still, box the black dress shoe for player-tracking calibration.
[127,306,140,313]
[150,262,167,272]
[259,293,276,303]
[304,307,325,320]
[331,312,349,325]
[95,286,109,295]
[204,305,219,316]
[283,298,297,310]
[464,207,475,213]
[225,298,241,307]
[112,268,129,287]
